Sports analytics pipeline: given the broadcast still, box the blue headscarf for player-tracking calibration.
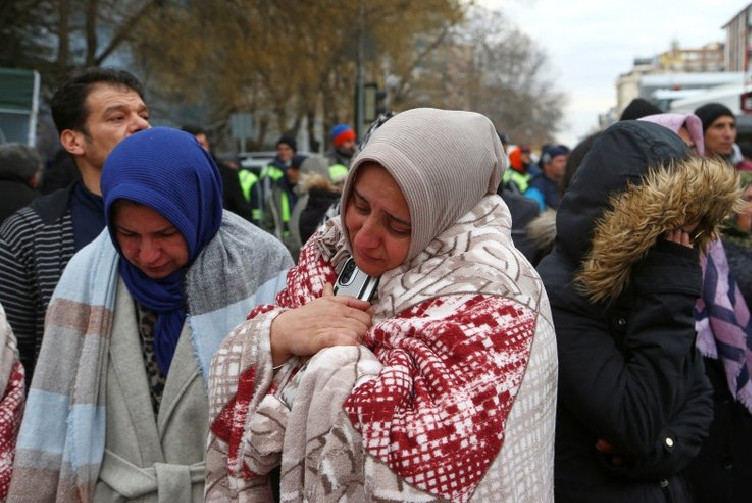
[101,127,223,374]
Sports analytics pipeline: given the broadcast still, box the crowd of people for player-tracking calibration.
[0,66,749,503]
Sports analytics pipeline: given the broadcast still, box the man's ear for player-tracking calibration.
[30,171,41,189]
[60,129,86,156]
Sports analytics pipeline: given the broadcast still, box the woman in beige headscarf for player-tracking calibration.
[206,108,558,502]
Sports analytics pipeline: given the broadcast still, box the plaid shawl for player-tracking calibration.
[695,239,752,413]
[8,212,292,502]
[207,196,557,502]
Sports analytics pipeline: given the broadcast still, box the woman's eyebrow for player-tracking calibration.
[388,213,411,227]
[353,186,410,226]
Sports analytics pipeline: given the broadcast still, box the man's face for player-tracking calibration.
[277,143,294,163]
[286,166,300,184]
[545,154,567,181]
[195,132,210,152]
[338,139,356,155]
[704,115,736,157]
[75,83,150,171]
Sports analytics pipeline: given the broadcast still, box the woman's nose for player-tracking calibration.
[354,218,380,249]
[139,239,160,263]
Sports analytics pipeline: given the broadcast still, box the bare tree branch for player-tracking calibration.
[94,0,160,65]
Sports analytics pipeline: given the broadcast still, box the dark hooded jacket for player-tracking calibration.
[537,121,740,502]
[0,178,38,225]
[297,172,341,244]
[498,187,541,265]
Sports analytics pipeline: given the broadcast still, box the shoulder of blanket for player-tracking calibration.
[52,230,118,305]
[220,211,293,265]
[205,212,294,298]
[185,217,293,315]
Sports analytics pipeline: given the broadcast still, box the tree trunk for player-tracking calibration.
[85,0,99,66]
[56,0,71,74]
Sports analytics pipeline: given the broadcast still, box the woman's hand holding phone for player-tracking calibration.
[269,283,373,366]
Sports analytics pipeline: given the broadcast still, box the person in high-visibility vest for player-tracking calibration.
[259,135,297,232]
[325,124,356,183]
[261,135,296,193]
[502,146,532,195]
[238,168,263,225]
[273,154,305,235]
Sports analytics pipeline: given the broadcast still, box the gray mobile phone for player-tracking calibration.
[334,257,379,302]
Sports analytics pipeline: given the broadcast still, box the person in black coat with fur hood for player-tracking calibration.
[0,143,43,224]
[538,120,744,502]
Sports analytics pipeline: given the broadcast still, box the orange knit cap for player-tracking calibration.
[508,147,523,172]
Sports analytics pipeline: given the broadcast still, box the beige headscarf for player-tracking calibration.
[342,108,506,260]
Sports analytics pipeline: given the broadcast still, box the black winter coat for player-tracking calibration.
[217,161,255,223]
[541,240,712,503]
[498,188,541,265]
[684,355,752,503]
[0,178,39,225]
[537,121,740,503]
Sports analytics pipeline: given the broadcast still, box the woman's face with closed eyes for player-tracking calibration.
[112,201,189,279]
[344,162,411,276]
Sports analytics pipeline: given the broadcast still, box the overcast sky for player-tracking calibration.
[479,0,746,146]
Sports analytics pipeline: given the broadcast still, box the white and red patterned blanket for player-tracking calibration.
[206,196,557,502]
[0,304,24,501]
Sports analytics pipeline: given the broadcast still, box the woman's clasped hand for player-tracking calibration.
[270,283,373,365]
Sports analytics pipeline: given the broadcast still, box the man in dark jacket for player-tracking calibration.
[0,67,150,388]
[0,143,43,224]
[537,120,736,502]
[497,186,540,265]
[695,103,737,164]
[259,135,297,232]
[524,145,568,211]
[325,123,356,182]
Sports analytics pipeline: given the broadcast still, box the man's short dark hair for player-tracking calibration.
[181,125,206,136]
[50,67,145,135]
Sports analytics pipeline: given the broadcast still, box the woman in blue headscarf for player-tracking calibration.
[8,127,293,502]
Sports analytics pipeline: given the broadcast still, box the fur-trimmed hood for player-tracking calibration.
[525,209,557,258]
[556,120,743,304]
[297,171,342,196]
[296,154,345,197]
